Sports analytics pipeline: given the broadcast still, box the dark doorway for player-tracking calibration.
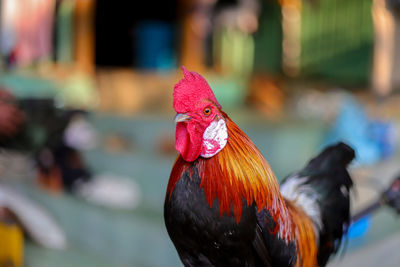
[95,0,178,68]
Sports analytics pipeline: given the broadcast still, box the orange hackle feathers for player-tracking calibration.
[286,200,318,267]
[168,114,296,242]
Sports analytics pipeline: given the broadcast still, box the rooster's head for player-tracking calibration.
[173,67,227,162]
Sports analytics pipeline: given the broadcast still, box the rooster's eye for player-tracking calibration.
[203,107,211,116]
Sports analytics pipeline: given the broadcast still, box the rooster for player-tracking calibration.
[0,90,92,192]
[164,67,355,267]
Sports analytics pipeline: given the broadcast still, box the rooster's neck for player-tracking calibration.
[167,116,293,241]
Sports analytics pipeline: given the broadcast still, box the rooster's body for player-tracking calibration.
[164,67,354,267]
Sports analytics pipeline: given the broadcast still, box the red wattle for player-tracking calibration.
[175,122,202,162]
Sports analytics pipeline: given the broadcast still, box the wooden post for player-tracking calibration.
[74,0,96,74]
[179,0,213,71]
[280,0,302,77]
[371,0,395,96]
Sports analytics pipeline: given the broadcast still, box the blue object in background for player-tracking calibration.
[134,21,176,71]
[323,95,397,165]
[347,216,371,239]
[369,120,397,159]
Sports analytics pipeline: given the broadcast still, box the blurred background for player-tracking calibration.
[0,0,400,266]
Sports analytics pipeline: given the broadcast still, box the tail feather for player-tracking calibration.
[280,142,355,266]
[299,142,354,182]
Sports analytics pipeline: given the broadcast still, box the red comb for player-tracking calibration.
[173,66,221,113]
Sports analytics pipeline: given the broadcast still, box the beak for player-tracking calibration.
[174,113,191,123]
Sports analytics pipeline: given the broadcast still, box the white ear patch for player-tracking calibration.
[200,119,228,158]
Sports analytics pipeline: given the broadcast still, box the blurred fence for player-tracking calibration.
[300,0,374,83]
